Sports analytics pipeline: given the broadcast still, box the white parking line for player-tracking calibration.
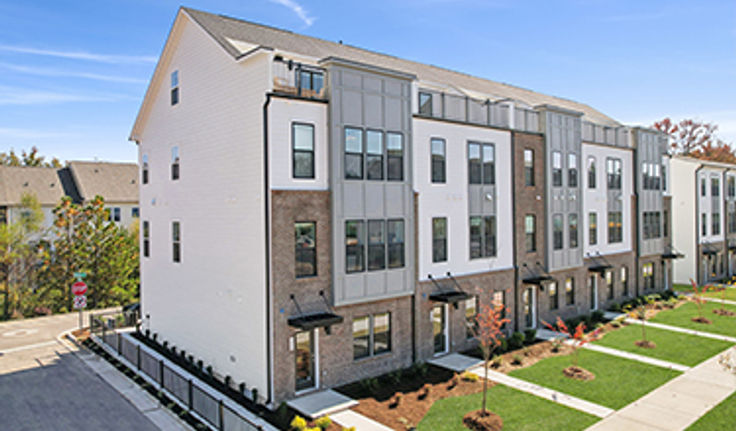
[0,340,58,354]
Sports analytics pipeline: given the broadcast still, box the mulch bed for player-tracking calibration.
[634,340,657,349]
[72,328,90,341]
[463,409,503,431]
[713,309,736,317]
[562,365,595,381]
[691,316,713,324]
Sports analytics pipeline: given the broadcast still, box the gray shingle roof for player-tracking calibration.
[0,166,66,206]
[67,161,139,203]
[183,7,620,126]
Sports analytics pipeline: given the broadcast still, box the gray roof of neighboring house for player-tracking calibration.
[0,166,66,206]
[183,7,621,126]
[67,161,139,203]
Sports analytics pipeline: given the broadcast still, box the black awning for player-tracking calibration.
[429,290,471,304]
[288,312,344,331]
[588,264,613,274]
[522,275,553,285]
[702,245,719,256]
[728,244,736,251]
[662,251,685,259]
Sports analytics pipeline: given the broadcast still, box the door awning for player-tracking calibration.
[702,242,719,256]
[586,253,614,274]
[288,312,344,331]
[521,262,553,286]
[428,290,472,303]
[427,272,471,306]
[522,274,553,286]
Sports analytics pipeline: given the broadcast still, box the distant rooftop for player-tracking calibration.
[0,166,66,206]
[67,161,139,203]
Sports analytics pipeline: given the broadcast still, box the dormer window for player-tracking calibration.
[171,146,180,180]
[170,70,179,105]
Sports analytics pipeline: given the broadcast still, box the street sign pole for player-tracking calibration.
[72,273,87,330]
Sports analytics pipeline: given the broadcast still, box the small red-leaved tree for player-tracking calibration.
[690,278,713,324]
[710,283,736,316]
[543,317,601,380]
[469,300,509,417]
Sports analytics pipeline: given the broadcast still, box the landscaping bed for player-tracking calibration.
[649,301,736,337]
[593,324,734,366]
[417,384,599,431]
[464,340,575,373]
[508,349,681,409]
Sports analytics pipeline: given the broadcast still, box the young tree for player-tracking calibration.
[624,295,655,347]
[543,317,601,369]
[690,279,712,323]
[469,299,509,416]
[0,147,62,168]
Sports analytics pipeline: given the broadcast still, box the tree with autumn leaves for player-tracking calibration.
[654,117,736,163]
[543,317,601,379]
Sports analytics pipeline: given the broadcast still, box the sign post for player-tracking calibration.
[72,273,87,329]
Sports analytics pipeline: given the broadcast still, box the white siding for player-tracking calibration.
[413,118,513,281]
[269,98,328,190]
[671,158,697,284]
[582,144,633,256]
[137,15,271,400]
[698,168,725,243]
[105,202,139,229]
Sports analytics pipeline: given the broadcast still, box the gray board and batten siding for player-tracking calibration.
[636,129,667,257]
[323,57,416,306]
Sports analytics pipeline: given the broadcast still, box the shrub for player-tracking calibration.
[206,365,213,375]
[314,415,332,430]
[461,371,479,381]
[388,370,402,385]
[610,321,621,328]
[290,415,307,431]
[498,337,508,353]
[609,302,622,312]
[523,329,537,345]
[591,310,605,323]
[508,331,525,350]
[511,355,523,365]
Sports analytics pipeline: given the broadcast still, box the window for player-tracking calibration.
[468,142,494,185]
[387,220,405,269]
[589,212,597,245]
[662,162,667,192]
[171,147,180,180]
[553,214,563,250]
[621,267,628,296]
[292,123,315,179]
[729,176,736,198]
[465,297,477,339]
[132,207,139,218]
[432,217,447,263]
[112,207,121,222]
[729,212,736,234]
[366,130,384,180]
[344,127,363,179]
[642,162,650,190]
[419,92,432,116]
[525,215,536,252]
[170,70,179,105]
[353,313,391,359]
[642,263,654,291]
[606,271,614,300]
[568,153,578,187]
[663,210,669,237]
[295,222,316,278]
[548,281,558,310]
[565,278,574,306]
[643,211,662,240]
[298,69,324,97]
[606,158,622,190]
[569,213,578,248]
[702,213,708,237]
[712,177,720,197]
[552,151,562,187]
[713,213,721,236]
[142,154,149,185]
[431,138,446,183]
[172,221,181,263]
[367,220,386,271]
[345,221,365,273]
[701,177,707,196]
[387,132,404,181]
[524,149,534,186]
[587,157,596,189]
[608,211,623,243]
[143,221,150,258]
[469,216,496,259]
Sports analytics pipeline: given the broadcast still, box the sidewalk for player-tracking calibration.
[585,348,736,431]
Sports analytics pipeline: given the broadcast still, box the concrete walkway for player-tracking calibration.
[624,318,736,343]
[582,343,690,372]
[286,389,358,419]
[331,410,393,431]
[428,352,483,372]
[585,347,736,431]
[702,297,736,306]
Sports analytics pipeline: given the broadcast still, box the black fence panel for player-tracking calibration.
[223,404,261,431]
[121,337,138,366]
[163,364,189,405]
[102,331,117,350]
[192,385,220,426]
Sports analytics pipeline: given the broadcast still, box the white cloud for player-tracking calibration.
[0,44,157,64]
[0,86,136,106]
[270,0,315,27]
[0,63,147,84]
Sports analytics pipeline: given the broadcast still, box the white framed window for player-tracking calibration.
[170,70,179,105]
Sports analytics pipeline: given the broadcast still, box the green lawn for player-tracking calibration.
[417,384,599,431]
[673,283,694,293]
[704,288,736,301]
[650,301,736,337]
[593,324,733,366]
[508,350,681,409]
[687,390,736,430]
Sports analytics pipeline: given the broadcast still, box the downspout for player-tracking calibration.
[694,164,705,284]
[263,93,273,405]
[510,132,520,331]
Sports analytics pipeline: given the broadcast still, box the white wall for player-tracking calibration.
[698,167,725,243]
[269,98,328,190]
[582,143,633,256]
[137,14,271,400]
[413,118,513,281]
[105,203,139,229]
[671,158,697,283]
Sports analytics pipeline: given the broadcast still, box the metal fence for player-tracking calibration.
[89,313,266,431]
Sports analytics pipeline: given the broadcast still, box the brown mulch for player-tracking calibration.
[691,316,713,324]
[486,341,575,374]
[563,366,595,381]
[463,409,503,431]
[72,328,90,341]
[713,308,736,317]
[635,340,657,349]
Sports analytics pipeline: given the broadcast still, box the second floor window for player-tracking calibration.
[345,127,363,179]
[469,216,496,259]
[387,220,405,269]
[569,213,578,248]
[729,176,736,198]
[346,220,365,273]
[712,177,720,197]
[132,207,139,218]
[366,130,384,180]
[172,221,181,263]
[431,138,446,183]
[171,146,180,180]
[432,217,447,263]
[143,221,150,258]
[525,215,536,252]
[292,123,315,179]
[553,214,563,250]
[607,157,622,190]
[367,220,386,271]
[568,153,578,188]
[587,156,596,189]
[712,213,721,236]
[418,92,432,116]
[112,207,121,222]
[344,127,402,181]
[729,212,736,234]
[468,142,494,185]
[608,211,623,243]
[387,132,404,181]
[701,177,706,196]
[552,151,562,187]
[346,219,404,273]
[295,222,316,278]
[524,149,534,186]
[170,70,179,105]
[142,154,149,184]
[589,212,597,245]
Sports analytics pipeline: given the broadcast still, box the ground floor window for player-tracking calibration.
[605,270,614,300]
[464,297,477,339]
[565,278,575,306]
[353,313,391,360]
[548,281,558,310]
[642,263,654,290]
[621,267,628,296]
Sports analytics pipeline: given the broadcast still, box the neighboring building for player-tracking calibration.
[64,161,140,228]
[129,7,675,407]
[0,165,67,232]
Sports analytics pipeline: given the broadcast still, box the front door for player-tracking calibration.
[662,261,668,290]
[432,305,447,355]
[522,287,536,329]
[589,275,598,310]
[295,330,316,391]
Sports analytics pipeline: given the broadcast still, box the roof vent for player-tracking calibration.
[23,181,28,187]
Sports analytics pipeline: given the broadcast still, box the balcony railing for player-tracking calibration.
[272,59,326,100]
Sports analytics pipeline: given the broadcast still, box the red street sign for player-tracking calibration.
[72,281,87,296]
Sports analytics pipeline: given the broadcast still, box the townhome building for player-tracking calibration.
[0,165,67,231]
[129,7,674,407]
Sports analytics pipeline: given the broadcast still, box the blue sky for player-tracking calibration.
[0,0,733,163]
